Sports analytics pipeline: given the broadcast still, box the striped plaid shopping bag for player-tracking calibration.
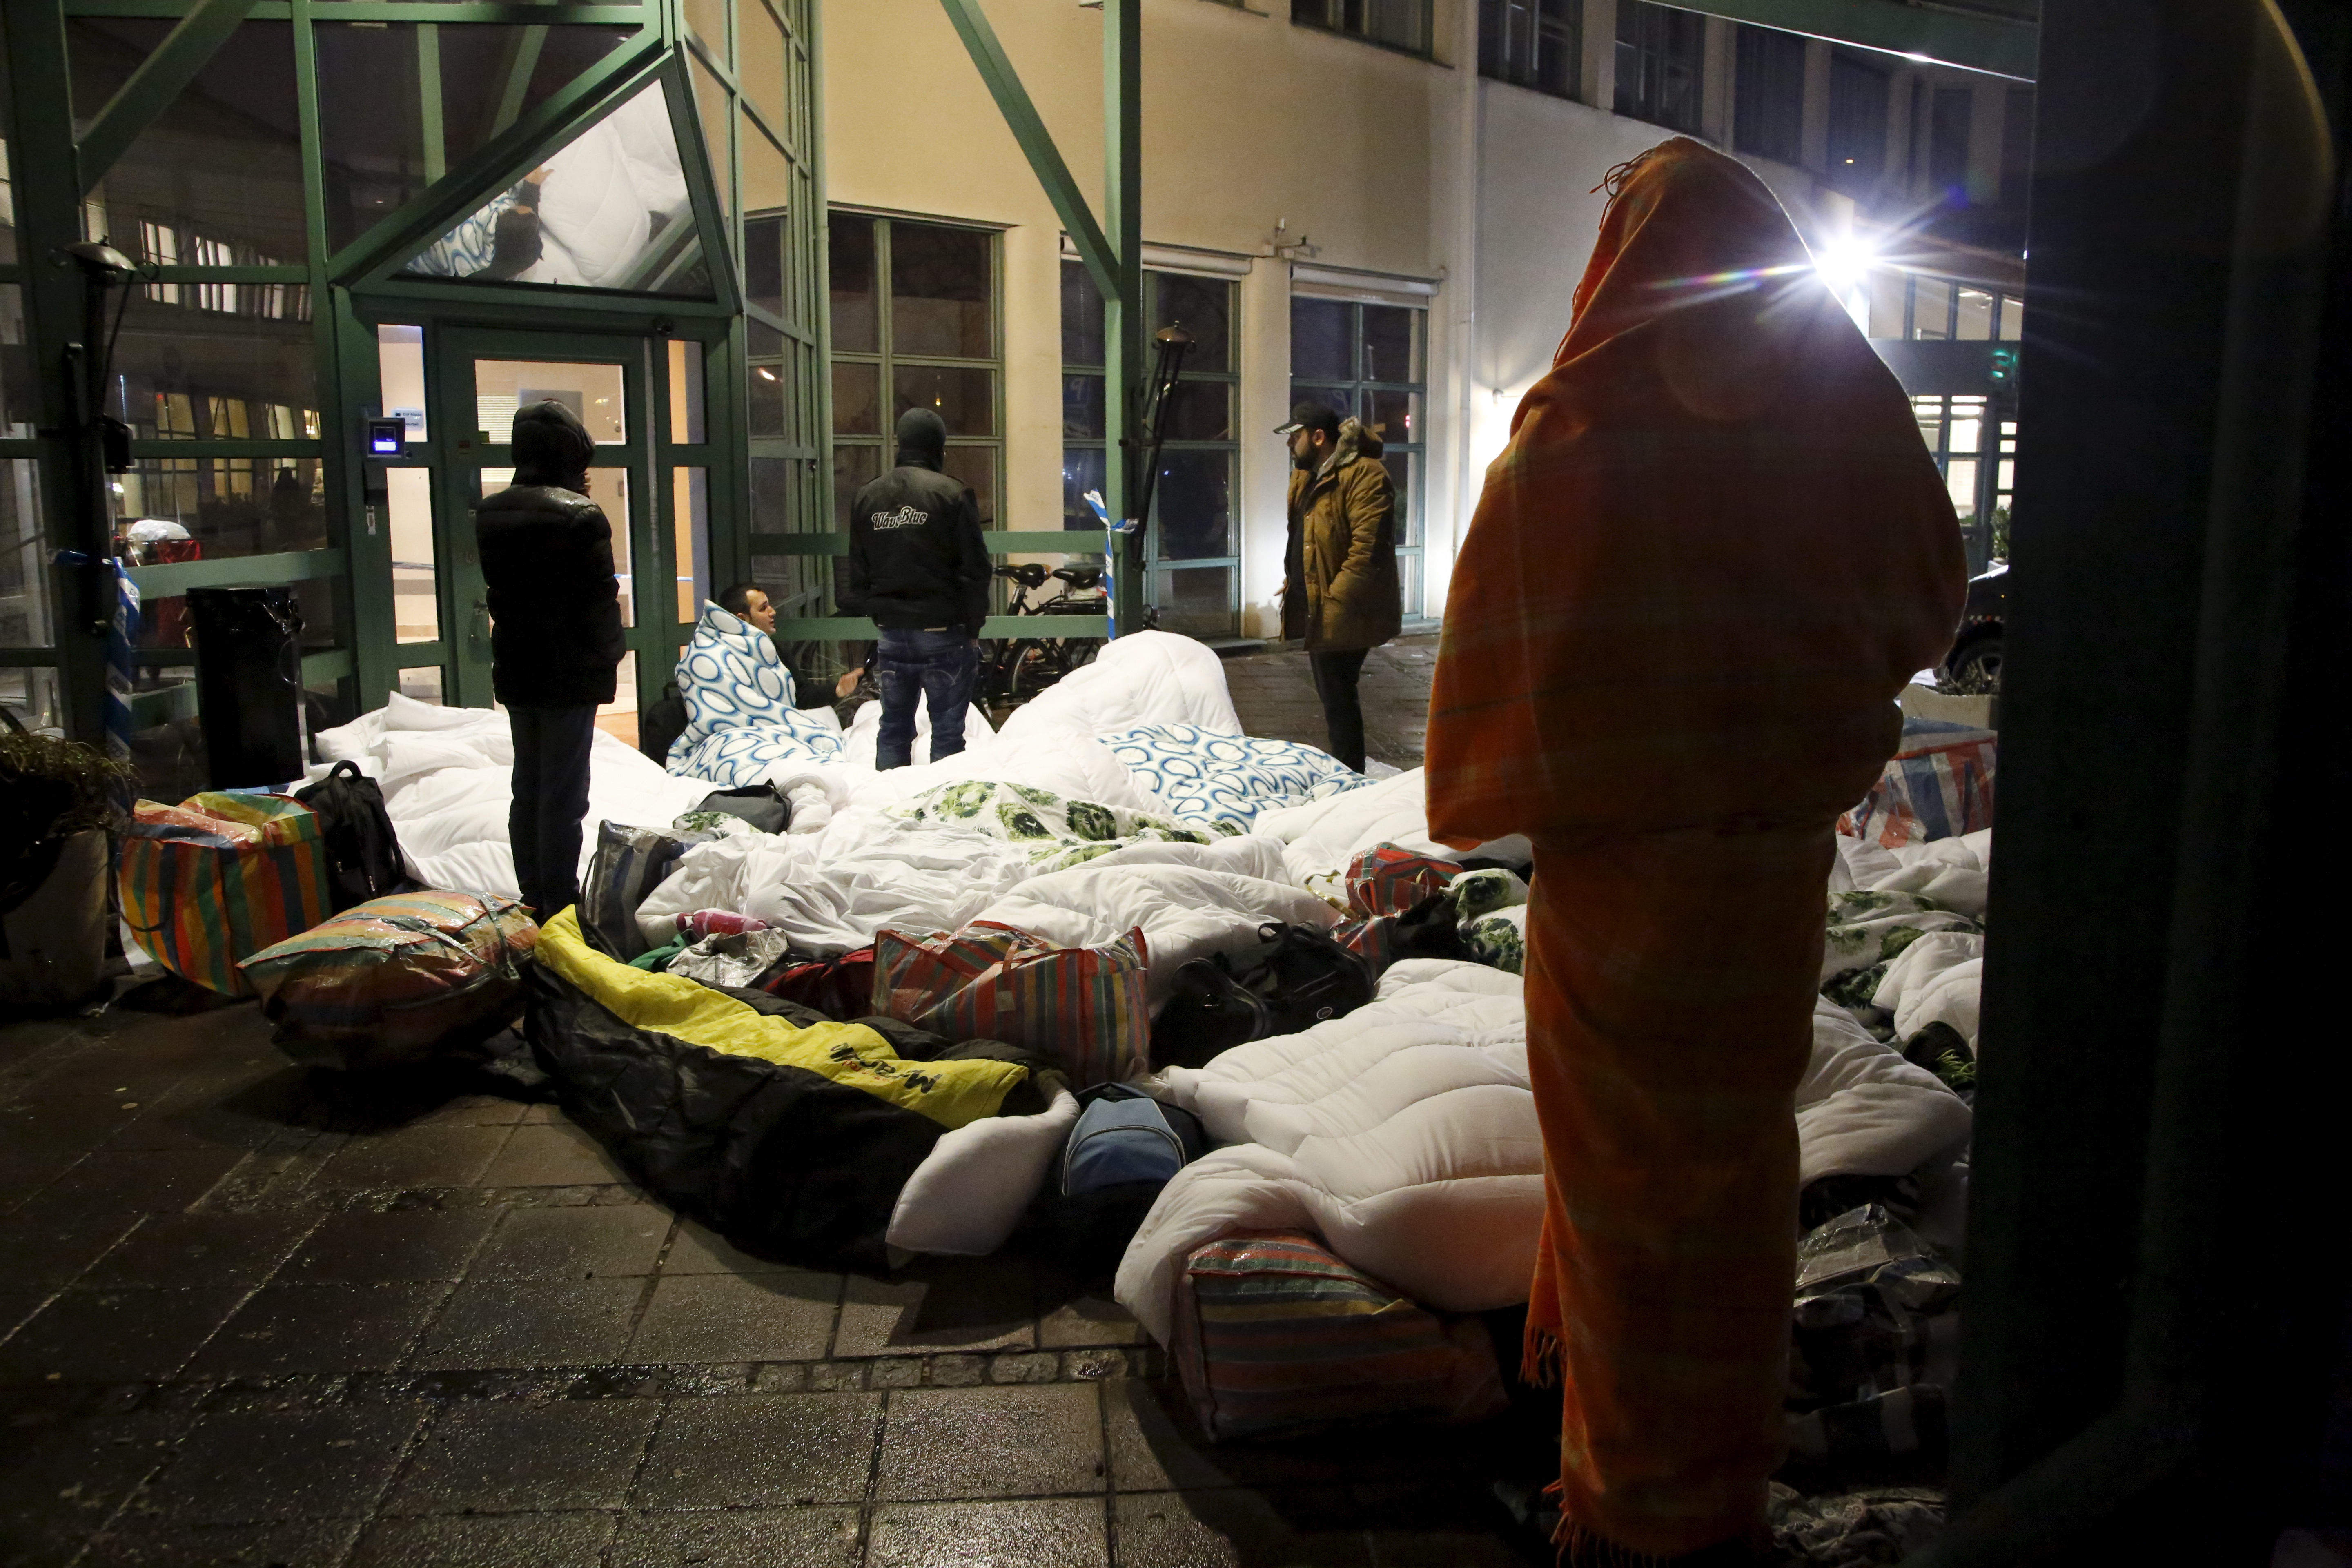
[1841,732,1998,848]
[1344,844,1457,920]
[871,922,1149,1088]
[120,792,332,995]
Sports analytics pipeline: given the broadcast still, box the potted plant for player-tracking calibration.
[0,719,137,1011]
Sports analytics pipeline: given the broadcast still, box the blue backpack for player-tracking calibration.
[1062,1084,1206,1197]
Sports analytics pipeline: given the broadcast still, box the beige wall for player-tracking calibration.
[824,0,1460,639]
[824,0,2024,643]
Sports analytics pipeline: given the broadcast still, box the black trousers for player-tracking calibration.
[1309,648,1371,773]
[508,703,599,919]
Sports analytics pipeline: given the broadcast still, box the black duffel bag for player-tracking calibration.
[293,760,416,913]
[1149,922,1376,1072]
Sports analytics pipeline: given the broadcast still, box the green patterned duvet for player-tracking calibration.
[891,779,1239,872]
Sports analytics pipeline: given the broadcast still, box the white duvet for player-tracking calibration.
[1114,961,1973,1345]
[313,694,713,896]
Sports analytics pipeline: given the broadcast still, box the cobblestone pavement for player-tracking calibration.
[1220,635,1439,772]
[0,982,1549,1567]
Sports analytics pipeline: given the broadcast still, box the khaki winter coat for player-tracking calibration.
[1283,419,1402,651]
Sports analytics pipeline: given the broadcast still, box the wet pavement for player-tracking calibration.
[1219,635,1438,773]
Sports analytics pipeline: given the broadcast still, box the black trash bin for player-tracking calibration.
[188,586,306,789]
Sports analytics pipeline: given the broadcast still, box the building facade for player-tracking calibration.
[0,0,2031,760]
[824,0,2032,644]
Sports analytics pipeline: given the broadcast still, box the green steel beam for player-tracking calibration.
[746,530,1109,555]
[63,1,648,17]
[773,615,1109,641]
[125,548,347,598]
[419,22,447,182]
[934,0,1118,298]
[490,24,550,136]
[78,0,265,193]
[1674,0,2036,80]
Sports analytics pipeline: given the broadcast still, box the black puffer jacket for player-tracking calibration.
[842,409,990,635]
[474,401,626,706]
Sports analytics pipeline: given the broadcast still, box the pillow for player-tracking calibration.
[1103,723,1369,832]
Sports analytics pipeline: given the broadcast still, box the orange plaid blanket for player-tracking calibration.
[1425,140,1966,1561]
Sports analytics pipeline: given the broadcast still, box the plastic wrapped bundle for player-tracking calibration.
[240,890,538,1069]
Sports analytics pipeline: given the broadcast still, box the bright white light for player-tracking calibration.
[1812,236,1878,330]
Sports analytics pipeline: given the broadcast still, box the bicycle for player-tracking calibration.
[981,562,1110,707]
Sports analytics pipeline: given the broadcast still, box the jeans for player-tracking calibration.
[875,627,978,770]
[1310,648,1371,773]
[508,702,599,918]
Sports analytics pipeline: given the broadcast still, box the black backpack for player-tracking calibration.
[640,681,690,765]
[1149,922,1376,1072]
[293,760,416,913]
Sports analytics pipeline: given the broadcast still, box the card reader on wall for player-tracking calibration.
[364,417,407,458]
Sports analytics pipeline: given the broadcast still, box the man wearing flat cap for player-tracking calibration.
[1277,399,1401,774]
[474,399,624,921]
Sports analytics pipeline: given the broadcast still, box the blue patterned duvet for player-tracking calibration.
[1102,722,1369,831]
[666,604,846,784]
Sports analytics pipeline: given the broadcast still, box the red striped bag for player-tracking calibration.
[1171,1230,1506,1440]
[120,792,332,995]
[1345,845,1456,920]
[871,922,1149,1088]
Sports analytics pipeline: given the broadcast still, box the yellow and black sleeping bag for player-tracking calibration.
[528,908,1049,1268]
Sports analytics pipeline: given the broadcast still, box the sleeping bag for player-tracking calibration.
[526,907,1051,1268]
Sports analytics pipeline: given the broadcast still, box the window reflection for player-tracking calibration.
[406,83,708,296]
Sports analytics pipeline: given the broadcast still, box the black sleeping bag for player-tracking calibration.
[525,912,1054,1271]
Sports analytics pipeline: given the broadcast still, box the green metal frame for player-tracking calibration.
[935,0,1143,638]
[2,0,824,746]
[75,0,262,189]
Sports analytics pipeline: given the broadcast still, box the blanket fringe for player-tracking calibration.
[1521,1323,1564,1389]
[1553,1517,1679,1568]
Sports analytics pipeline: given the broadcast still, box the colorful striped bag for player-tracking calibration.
[238,891,539,1069]
[1840,722,1998,848]
[1170,1230,1507,1441]
[871,922,1149,1088]
[1344,844,1458,920]
[120,792,332,995]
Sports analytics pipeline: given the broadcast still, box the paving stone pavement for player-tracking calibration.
[1220,634,1438,772]
[0,981,1553,1567]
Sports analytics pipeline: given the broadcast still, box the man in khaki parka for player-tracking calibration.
[1278,400,1401,772]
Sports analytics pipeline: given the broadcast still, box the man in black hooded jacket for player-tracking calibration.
[473,399,624,919]
[842,408,989,769]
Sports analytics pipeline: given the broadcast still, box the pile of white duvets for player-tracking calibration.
[313,634,1983,1343]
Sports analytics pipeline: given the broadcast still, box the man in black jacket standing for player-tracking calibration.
[474,400,624,918]
[842,408,989,769]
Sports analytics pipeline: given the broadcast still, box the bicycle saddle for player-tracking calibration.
[1052,567,1104,590]
[995,563,1050,588]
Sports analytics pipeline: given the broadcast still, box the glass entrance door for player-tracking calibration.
[368,322,712,735]
[428,330,695,743]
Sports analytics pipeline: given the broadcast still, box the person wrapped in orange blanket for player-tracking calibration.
[1425,139,1965,1563]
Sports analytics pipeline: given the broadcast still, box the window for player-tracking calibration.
[1826,51,1890,194]
[1913,394,2005,566]
[1292,0,1430,56]
[1906,276,2022,343]
[1291,296,1427,624]
[1614,1,1705,134]
[1733,25,1804,165]
[1928,87,1973,196]
[1481,0,1581,100]
[829,214,1000,538]
[1062,263,1241,638]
